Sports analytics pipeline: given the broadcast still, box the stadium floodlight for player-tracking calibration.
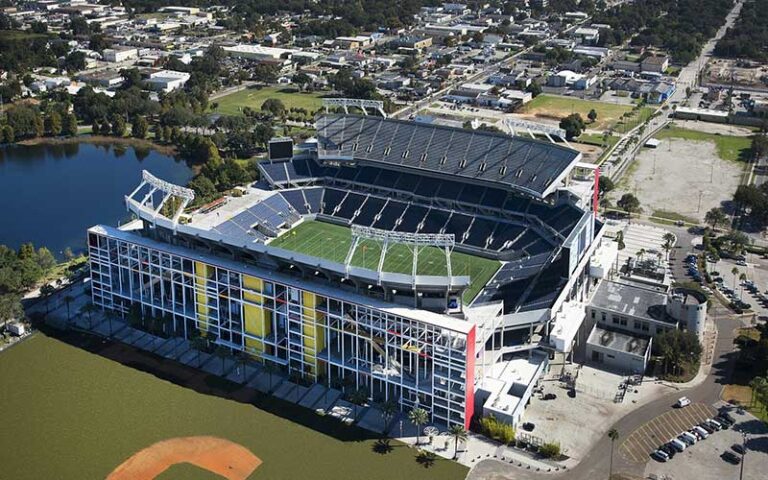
[323,98,386,117]
[125,170,195,227]
[347,226,455,287]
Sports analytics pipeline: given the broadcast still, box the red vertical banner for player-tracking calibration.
[464,325,476,430]
[593,167,600,218]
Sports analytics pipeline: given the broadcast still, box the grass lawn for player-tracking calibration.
[213,86,326,117]
[650,210,699,226]
[521,94,650,130]
[654,126,753,163]
[0,333,468,480]
[269,220,500,304]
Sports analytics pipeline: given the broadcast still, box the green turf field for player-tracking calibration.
[0,334,468,480]
[522,94,654,131]
[654,126,752,163]
[213,86,325,117]
[269,220,500,304]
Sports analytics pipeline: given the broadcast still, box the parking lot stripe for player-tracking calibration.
[668,411,689,433]
[657,418,678,442]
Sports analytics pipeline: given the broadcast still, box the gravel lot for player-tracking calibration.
[616,138,742,222]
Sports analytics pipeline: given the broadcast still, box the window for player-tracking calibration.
[634,321,641,330]
[601,311,606,322]
[656,326,664,334]
[591,310,595,319]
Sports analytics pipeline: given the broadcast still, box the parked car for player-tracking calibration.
[715,415,733,428]
[652,449,669,462]
[669,438,686,452]
[660,444,676,458]
[691,427,707,439]
[719,411,736,425]
[680,431,697,445]
[706,418,723,430]
[676,396,692,408]
[722,451,741,464]
[732,443,746,455]
[699,422,715,434]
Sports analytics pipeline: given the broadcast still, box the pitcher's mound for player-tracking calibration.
[107,436,261,480]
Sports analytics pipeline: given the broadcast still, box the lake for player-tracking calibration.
[0,141,193,257]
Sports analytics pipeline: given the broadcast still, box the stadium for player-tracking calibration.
[88,102,605,430]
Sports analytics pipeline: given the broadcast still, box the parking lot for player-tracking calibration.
[620,402,716,464]
[644,405,768,480]
[707,254,768,317]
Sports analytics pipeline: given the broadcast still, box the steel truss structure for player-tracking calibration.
[126,170,195,226]
[323,98,386,117]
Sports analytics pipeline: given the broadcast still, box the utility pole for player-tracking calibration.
[739,432,748,480]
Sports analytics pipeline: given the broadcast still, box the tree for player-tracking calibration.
[654,329,703,376]
[588,108,598,123]
[263,361,280,393]
[408,408,429,445]
[662,232,676,259]
[80,302,97,330]
[448,424,468,459]
[190,335,207,367]
[739,272,747,301]
[111,114,126,137]
[99,118,111,136]
[749,376,767,408]
[525,81,542,97]
[617,193,641,222]
[131,116,148,139]
[45,111,62,136]
[704,207,728,231]
[732,266,740,296]
[559,113,586,140]
[349,388,368,420]
[261,98,286,118]
[752,134,768,162]
[0,294,23,331]
[2,125,14,144]
[62,113,78,136]
[379,400,397,435]
[608,428,620,479]
[39,284,55,316]
[598,176,615,196]
[292,72,312,91]
[63,294,74,326]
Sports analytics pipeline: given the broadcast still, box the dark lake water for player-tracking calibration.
[0,142,193,257]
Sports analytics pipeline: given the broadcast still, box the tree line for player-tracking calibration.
[592,0,734,64]
[714,0,768,62]
[0,243,59,329]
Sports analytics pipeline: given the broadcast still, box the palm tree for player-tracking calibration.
[214,345,230,374]
[608,428,620,479]
[662,232,675,260]
[80,302,96,330]
[408,408,429,446]
[190,335,208,368]
[349,388,368,420]
[40,284,55,316]
[732,267,740,294]
[448,424,468,460]
[263,362,279,394]
[379,400,398,434]
[63,294,74,326]
[739,272,747,301]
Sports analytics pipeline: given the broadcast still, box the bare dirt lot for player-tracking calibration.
[614,138,743,222]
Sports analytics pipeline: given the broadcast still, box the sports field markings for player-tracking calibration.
[620,403,716,464]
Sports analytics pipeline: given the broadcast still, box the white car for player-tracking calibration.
[676,396,691,408]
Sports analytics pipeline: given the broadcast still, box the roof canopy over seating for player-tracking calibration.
[315,114,581,199]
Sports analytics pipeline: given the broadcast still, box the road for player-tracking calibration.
[603,0,744,182]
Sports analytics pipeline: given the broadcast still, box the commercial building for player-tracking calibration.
[145,69,191,92]
[103,46,139,63]
[88,108,602,430]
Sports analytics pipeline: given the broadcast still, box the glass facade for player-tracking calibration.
[88,228,474,428]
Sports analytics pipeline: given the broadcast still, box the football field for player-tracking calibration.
[269,220,500,303]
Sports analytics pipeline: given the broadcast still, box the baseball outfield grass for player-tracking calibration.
[522,94,654,131]
[268,220,500,304]
[0,333,468,480]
